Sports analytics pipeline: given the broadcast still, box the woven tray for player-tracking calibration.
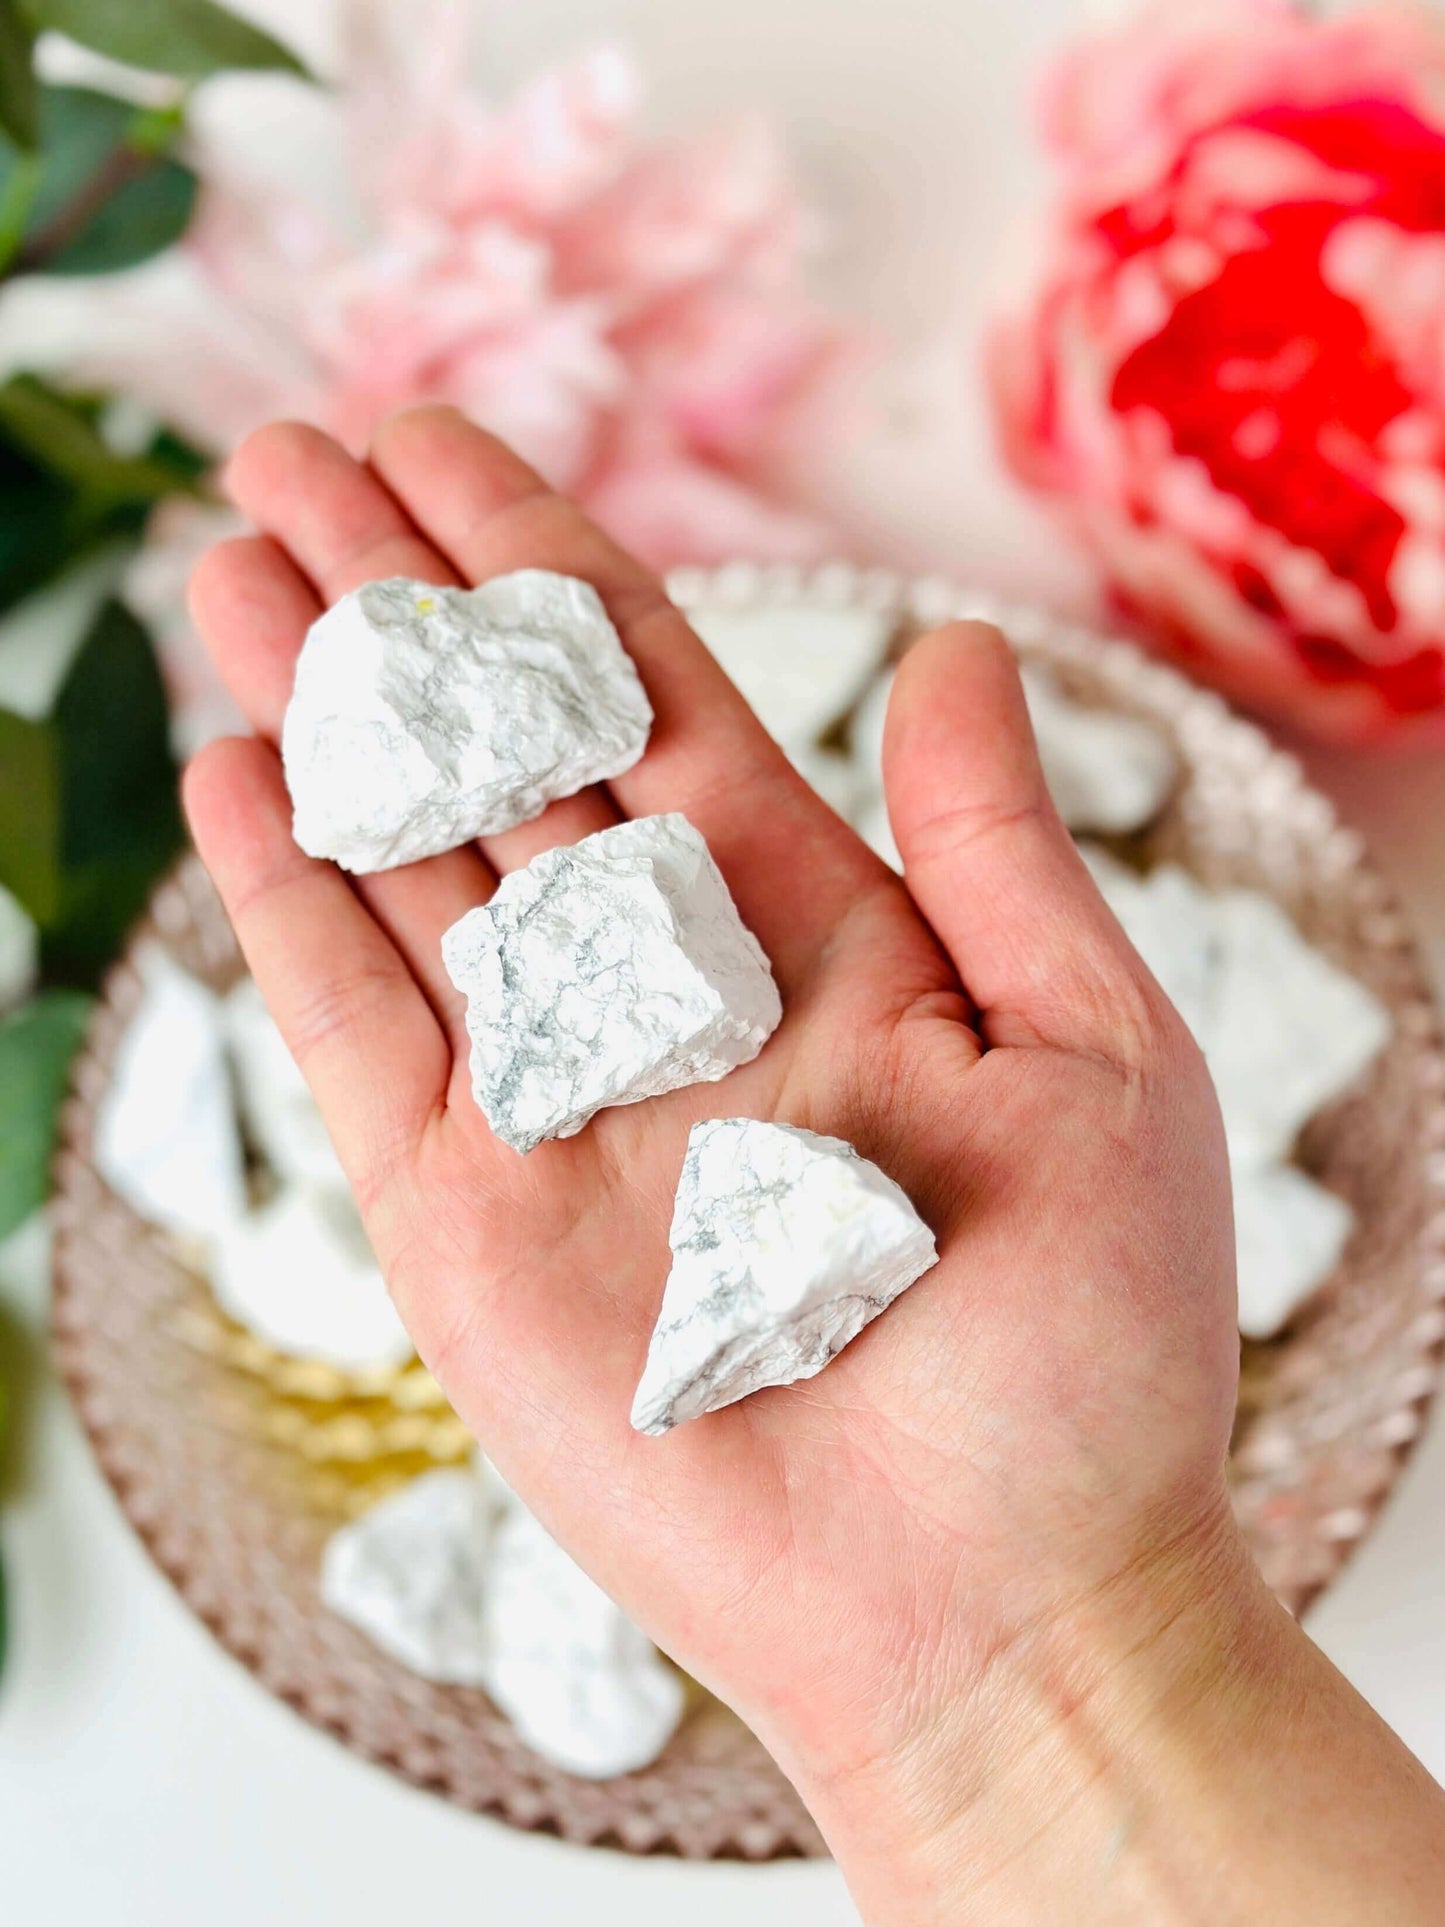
[51,563,1445,1858]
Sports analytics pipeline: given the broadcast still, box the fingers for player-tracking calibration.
[182,736,449,1203]
[368,406,885,988]
[883,623,1163,1060]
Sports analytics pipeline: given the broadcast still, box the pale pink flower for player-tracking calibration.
[992,0,1445,745]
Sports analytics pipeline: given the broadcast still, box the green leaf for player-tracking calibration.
[0,0,37,153]
[0,706,58,922]
[23,0,307,79]
[0,988,90,1237]
[0,373,199,500]
[42,598,183,979]
[0,1545,8,1683]
[0,85,196,277]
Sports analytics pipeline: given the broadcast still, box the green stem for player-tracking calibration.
[0,148,39,277]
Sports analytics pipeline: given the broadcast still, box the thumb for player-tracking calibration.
[883,621,1159,1058]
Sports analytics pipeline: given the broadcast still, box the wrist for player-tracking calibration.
[767,1491,1280,1924]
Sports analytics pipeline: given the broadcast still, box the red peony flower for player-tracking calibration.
[991,0,1445,744]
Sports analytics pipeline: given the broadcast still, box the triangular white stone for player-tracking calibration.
[632,1118,938,1435]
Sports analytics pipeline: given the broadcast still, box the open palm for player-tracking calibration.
[185,406,1240,1851]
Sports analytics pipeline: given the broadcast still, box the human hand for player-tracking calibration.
[184,407,1360,1921]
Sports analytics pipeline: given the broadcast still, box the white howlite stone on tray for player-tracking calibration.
[632,1118,938,1436]
[1233,1161,1354,1341]
[689,603,892,751]
[1205,891,1391,1168]
[1019,664,1177,835]
[482,1502,684,1778]
[1082,853,1389,1162]
[283,571,652,873]
[93,945,247,1248]
[442,813,781,1154]
[321,1468,492,1685]
[224,978,346,1191]
[0,879,37,1014]
[211,1186,413,1370]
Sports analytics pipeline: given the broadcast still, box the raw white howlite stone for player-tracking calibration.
[442,813,781,1154]
[224,978,347,1191]
[322,1459,684,1775]
[321,1468,492,1685]
[283,571,653,873]
[689,603,892,752]
[93,946,247,1247]
[1085,853,1390,1166]
[210,1185,413,1370]
[483,1503,685,1778]
[1019,664,1177,835]
[632,1119,938,1435]
[1232,1161,1354,1341]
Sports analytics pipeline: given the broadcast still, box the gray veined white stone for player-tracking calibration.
[1019,663,1177,835]
[442,813,781,1154]
[224,977,347,1191]
[93,945,247,1249]
[482,1503,685,1778]
[282,571,653,873]
[1232,1161,1354,1341]
[632,1118,939,1435]
[210,1184,413,1370]
[320,1467,493,1685]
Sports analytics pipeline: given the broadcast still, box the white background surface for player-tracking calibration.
[4,1,1445,1921]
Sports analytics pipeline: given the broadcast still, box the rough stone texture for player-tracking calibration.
[283,571,653,873]
[442,814,781,1154]
[1233,1161,1355,1341]
[321,1468,492,1685]
[93,945,247,1248]
[211,1185,414,1369]
[483,1503,685,1779]
[632,1118,938,1435]
[224,978,347,1191]
[1020,664,1177,834]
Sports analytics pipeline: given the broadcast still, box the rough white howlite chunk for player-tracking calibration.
[321,1468,492,1684]
[211,1185,413,1369]
[483,1503,684,1778]
[442,814,781,1154]
[0,879,37,1014]
[1083,854,1389,1162]
[632,1119,938,1435]
[94,946,247,1246]
[689,603,891,751]
[224,979,347,1191]
[283,571,653,872]
[1019,664,1177,834]
[1205,891,1391,1167]
[1233,1162,1354,1341]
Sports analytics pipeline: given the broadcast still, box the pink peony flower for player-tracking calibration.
[991,0,1445,745]
[101,2,848,573]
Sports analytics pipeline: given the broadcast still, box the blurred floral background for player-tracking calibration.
[3,0,1445,1894]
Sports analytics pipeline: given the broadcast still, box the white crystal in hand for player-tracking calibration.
[442,814,781,1154]
[632,1118,938,1435]
[689,602,892,751]
[283,571,652,873]
[483,1503,684,1778]
[321,1468,492,1684]
[211,1185,413,1370]
[1233,1161,1353,1341]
